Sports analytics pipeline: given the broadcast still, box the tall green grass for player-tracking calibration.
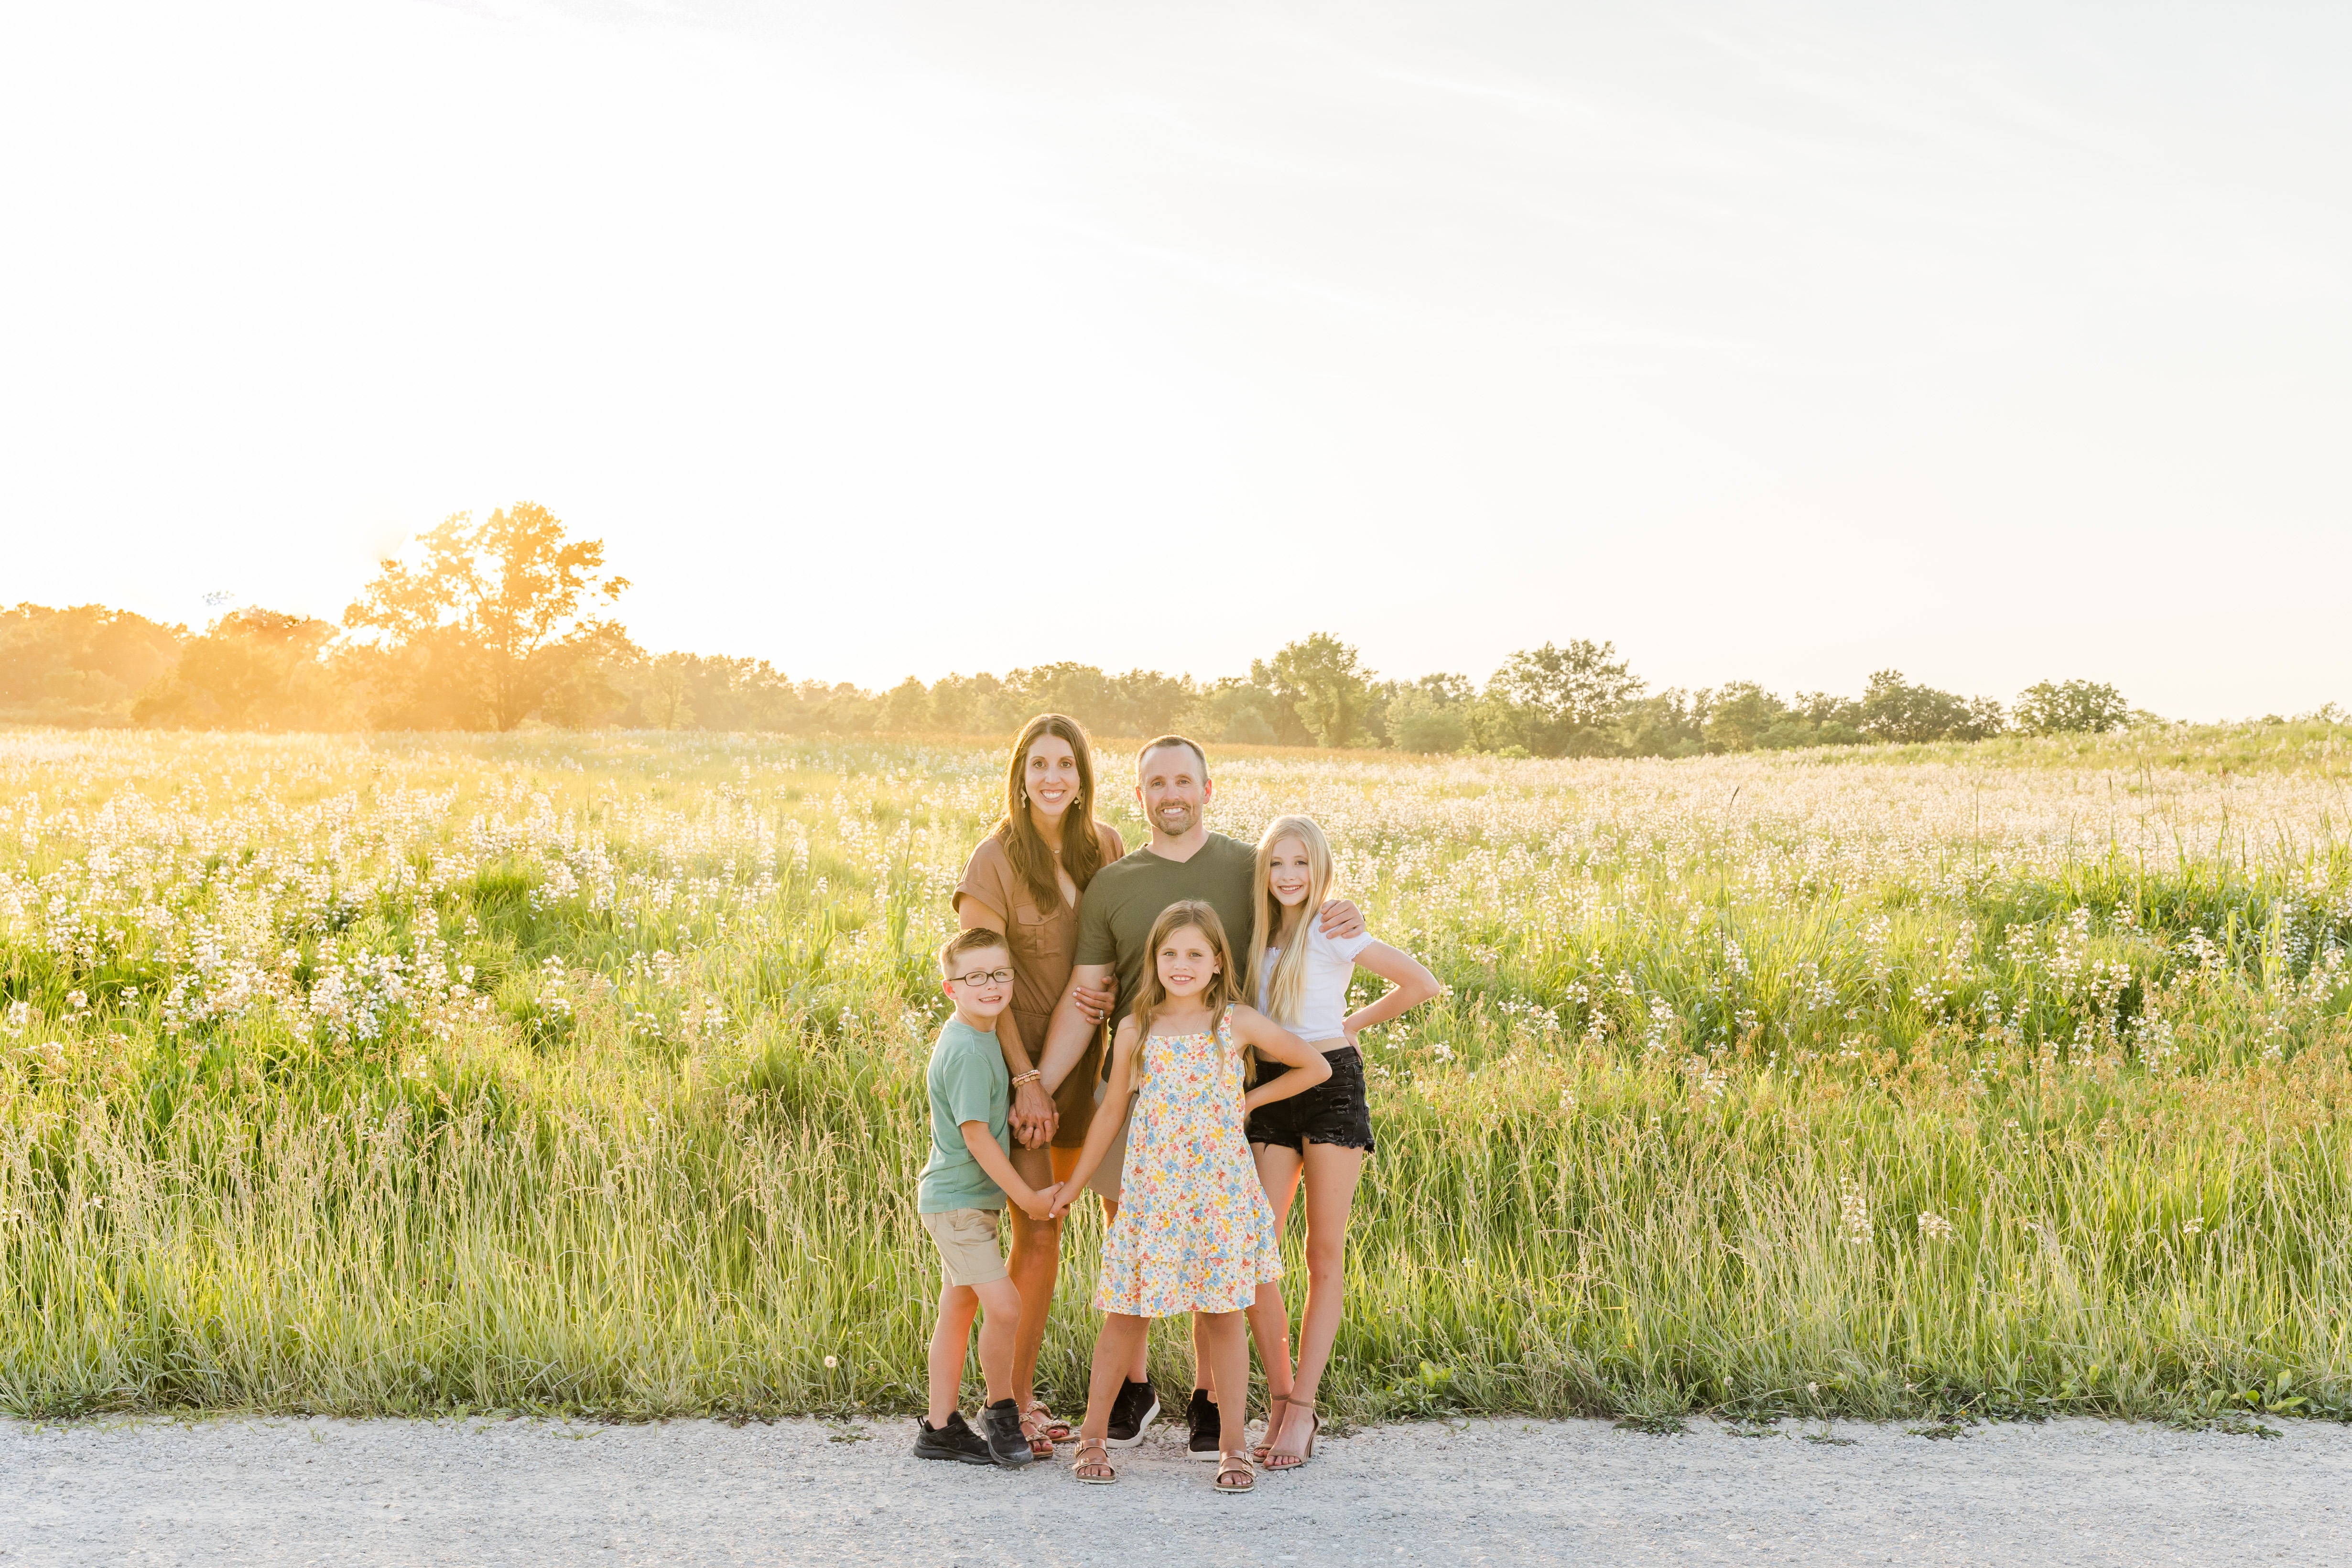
[2,728,2349,1424]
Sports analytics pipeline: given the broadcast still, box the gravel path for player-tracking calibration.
[4,1411,2348,1566]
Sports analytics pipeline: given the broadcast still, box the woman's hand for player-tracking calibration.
[1071,974,1116,1026]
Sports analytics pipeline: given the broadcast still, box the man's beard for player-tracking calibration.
[1150,800,1200,836]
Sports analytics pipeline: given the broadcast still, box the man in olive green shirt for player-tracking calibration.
[1034,734,1360,1453]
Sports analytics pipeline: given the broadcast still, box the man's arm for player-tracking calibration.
[1036,962,1113,1094]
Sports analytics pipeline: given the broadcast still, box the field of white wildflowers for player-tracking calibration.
[2,725,2349,1425]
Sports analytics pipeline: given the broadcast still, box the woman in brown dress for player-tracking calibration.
[953,712,1125,1457]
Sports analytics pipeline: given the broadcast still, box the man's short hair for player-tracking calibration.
[940,927,1008,973]
[1137,734,1207,777]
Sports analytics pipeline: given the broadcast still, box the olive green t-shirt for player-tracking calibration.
[1073,832,1259,1028]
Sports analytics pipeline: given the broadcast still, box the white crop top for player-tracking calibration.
[1256,921,1375,1045]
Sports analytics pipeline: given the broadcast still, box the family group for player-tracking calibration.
[911,717,1441,1493]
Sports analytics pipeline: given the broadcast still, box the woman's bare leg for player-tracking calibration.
[1004,1142,1061,1413]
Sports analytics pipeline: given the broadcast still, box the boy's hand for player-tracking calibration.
[1019,1183,1060,1222]
[1049,1183,1080,1221]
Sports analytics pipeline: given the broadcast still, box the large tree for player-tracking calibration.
[2013,679,2130,735]
[0,604,186,725]
[1488,638,1642,757]
[131,608,341,729]
[343,504,632,731]
[1255,633,1375,747]
[1860,670,2005,744]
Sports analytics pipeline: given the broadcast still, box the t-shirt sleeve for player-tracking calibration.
[952,840,1011,930]
[1074,876,1117,967]
[1323,923,1375,963]
[941,1042,999,1127]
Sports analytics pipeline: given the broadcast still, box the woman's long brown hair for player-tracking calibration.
[991,713,1107,908]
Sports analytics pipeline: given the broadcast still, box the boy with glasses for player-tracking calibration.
[914,929,1062,1467]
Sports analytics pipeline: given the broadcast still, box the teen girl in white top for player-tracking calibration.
[1240,814,1441,1471]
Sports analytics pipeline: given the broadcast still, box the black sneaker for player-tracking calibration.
[1188,1387,1221,1460]
[913,1410,993,1465]
[1104,1379,1159,1448]
[980,1398,1035,1468]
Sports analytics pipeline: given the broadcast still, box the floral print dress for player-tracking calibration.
[1095,1008,1284,1317]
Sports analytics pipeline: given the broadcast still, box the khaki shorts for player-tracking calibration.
[920,1207,1007,1287]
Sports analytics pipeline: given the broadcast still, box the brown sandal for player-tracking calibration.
[1251,1394,1290,1466]
[1073,1437,1117,1484]
[1264,1402,1318,1470]
[1214,1449,1255,1494]
[1026,1401,1073,1443]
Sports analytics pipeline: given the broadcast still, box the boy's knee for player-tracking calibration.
[973,1277,1023,1317]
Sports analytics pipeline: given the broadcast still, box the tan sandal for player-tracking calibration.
[1251,1394,1290,1466]
[1264,1402,1318,1470]
[1214,1449,1254,1494]
[1072,1436,1117,1484]
[1021,1401,1068,1460]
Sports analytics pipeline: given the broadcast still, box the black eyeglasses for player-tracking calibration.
[950,967,1015,987]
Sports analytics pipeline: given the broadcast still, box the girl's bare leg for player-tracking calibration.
[1078,1314,1150,1438]
[1271,1142,1366,1460]
[1244,1142,1307,1426]
[1195,1310,1252,1456]
[1098,1196,1150,1384]
[1004,1143,1061,1411]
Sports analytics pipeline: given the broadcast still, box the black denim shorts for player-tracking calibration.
[1245,1045,1375,1155]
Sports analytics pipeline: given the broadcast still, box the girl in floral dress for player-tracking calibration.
[1051,899,1329,1493]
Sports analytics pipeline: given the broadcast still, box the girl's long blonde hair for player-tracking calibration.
[1248,815,1333,1028]
[1127,899,1245,1079]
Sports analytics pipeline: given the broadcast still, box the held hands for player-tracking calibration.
[1019,1182,1061,1222]
[1010,1078,1058,1147]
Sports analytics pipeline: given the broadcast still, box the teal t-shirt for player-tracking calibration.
[918,1017,1010,1214]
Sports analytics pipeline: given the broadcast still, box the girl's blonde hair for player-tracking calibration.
[1248,815,1333,1028]
[1127,899,1245,1077]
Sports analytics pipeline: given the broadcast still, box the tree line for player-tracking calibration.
[3,503,2145,753]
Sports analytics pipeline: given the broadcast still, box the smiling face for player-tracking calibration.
[1136,742,1209,841]
[1154,923,1221,998]
[940,945,1014,1017]
[1265,835,1313,908]
[1023,733,1081,822]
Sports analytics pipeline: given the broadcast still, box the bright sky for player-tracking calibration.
[4,1,2347,718]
